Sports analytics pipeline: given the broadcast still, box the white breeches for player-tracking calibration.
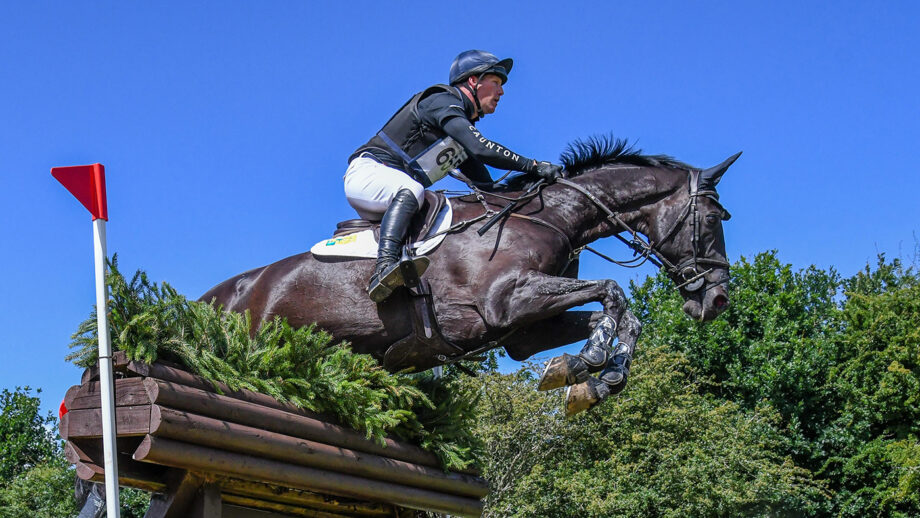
[344,156,425,221]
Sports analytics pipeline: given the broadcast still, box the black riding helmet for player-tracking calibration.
[449,50,513,119]
[449,50,513,85]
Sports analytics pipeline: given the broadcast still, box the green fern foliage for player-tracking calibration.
[67,257,480,470]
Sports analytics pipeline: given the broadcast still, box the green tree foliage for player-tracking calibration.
[472,353,825,517]
[630,251,843,450]
[0,385,152,516]
[0,387,60,481]
[626,251,920,517]
[825,258,920,517]
[67,258,480,470]
[0,457,77,518]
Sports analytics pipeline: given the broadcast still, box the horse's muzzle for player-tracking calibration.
[680,271,730,322]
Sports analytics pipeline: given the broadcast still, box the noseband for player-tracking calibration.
[556,170,730,292]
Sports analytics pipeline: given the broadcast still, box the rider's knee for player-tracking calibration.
[393,184,424,207]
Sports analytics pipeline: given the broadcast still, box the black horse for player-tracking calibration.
[201,138,739,414]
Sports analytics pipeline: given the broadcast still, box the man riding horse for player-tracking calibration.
[345,50,564,302]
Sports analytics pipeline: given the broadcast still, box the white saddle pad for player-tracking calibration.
[311,202,453,259]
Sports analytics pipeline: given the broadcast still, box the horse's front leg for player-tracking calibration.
[561,309,642,416]
[484,272,642,416]
[502,310,606,361]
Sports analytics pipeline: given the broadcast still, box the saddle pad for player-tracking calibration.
[311,201,453,259]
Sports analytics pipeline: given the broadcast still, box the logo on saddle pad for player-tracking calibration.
[310,202,453,259]
[325,234,358,247]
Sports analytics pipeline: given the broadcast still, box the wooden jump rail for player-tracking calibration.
[62,352,488,518]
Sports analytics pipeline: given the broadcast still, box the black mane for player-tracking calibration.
[560,135,695,176]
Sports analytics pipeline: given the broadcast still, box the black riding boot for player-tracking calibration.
[367,189,430,303]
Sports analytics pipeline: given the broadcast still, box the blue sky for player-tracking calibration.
[2,2,918,417]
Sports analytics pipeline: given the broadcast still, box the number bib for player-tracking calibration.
[410,137,468,185]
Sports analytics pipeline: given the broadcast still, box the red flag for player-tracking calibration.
[51,163,108,220]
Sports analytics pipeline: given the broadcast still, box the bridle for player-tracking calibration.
[555,170,730,293]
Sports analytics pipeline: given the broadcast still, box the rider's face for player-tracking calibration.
[472,74,504,114]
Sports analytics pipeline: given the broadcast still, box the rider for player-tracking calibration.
[346,49,564,303]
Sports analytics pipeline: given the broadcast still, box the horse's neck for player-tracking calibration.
[556,166,686,247]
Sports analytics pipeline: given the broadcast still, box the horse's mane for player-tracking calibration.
[490,135,696,192]
[560,135,695,176]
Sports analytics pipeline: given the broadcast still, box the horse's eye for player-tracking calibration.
[705,214,720,225]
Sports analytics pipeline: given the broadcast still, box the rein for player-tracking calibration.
[445,167,730,292]
[556,172,729,292]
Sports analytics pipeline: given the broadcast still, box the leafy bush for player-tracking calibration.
[67,258,480,470]
[0,458,77,518]
[472,354,826,517]
[0,387,60,482]
[629,251,920,517]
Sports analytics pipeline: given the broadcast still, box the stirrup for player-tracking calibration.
[368,253,430,303]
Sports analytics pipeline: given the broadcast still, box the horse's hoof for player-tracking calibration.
[538,353,589,391]
[598,353,631,396]
[565,377,611,417]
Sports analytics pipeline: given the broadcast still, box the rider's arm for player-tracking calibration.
[441,117,537,173]
[420,92,537,173]
[458,159,496,191]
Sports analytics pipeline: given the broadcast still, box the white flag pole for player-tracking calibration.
[93,217,121,517]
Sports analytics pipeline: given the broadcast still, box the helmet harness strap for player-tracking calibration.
[461,74,486,120]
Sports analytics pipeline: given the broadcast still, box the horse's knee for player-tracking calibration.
[601,279,628,314]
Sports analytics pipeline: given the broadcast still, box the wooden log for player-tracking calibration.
[59,412,69,440]
[136,364,482,477]
[65,437,146,464]
[65,405,152,438]
[149,405,488,499]
[130,361,318,417]
[66,438,170,493]
[73,456,168,493]
[66,378,150,410]
[188,482,222,518]
[134,436,483,518]
[218,478,394,517]
[144,378,452,473]
[144,470,203,518]
[221,494,357,518]
[81,350,130,384]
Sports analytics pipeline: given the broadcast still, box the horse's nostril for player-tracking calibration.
[713,295,729,309]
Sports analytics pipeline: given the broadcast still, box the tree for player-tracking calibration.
[471,352,825,517]
[627,251,920,517]
[0,387,60,481]
[0,457,78,518]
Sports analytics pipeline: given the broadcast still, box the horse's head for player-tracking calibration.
[648,153,740,321]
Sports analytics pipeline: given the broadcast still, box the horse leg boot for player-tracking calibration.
[538,314,616,391]
[565,311,642,417]
[367,189,430,303]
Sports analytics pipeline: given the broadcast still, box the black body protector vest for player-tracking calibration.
[355,85,468,187]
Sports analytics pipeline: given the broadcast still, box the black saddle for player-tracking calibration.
[334,191,447,245]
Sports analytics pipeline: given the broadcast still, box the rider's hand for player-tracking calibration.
[534,161,564,182]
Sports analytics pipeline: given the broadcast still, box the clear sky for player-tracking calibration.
[2,2,918,417]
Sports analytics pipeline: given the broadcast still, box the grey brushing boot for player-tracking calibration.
[367,189,430,303]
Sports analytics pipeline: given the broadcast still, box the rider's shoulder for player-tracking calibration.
[417,85,469,120]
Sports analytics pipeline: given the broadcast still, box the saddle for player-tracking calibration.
[333,190,447,244]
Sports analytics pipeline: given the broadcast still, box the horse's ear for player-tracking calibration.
[700,151,742,191]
